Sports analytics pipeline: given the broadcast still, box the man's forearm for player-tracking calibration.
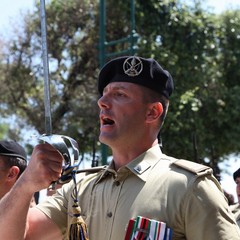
[0,144,64,239]
[0,179,33,239]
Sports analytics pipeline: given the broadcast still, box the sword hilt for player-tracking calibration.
[39,134,80,168]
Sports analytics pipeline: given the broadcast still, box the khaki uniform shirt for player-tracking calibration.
[37,145,240,239]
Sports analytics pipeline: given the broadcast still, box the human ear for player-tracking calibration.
[146,102,163,122]
[7,166,20,181]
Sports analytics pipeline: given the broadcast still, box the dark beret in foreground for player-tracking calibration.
[233,168,240,181]
[98,56,174,98]
[0,140,27,161]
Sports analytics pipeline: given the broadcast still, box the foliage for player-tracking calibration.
[134,1,240,165]
[0,0,100,154]
[0,0,240,167]
[0,123,8,139]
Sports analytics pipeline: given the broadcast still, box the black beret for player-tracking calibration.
[98,56,174,98]
[233,168,240,181]
[0,140,27,161]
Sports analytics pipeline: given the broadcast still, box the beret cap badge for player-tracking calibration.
[123,56,143,77]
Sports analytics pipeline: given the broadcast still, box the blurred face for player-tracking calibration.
[97,82,150,148]
[0,156,19,199]
[236,177,240,204]
[0,157,10,199]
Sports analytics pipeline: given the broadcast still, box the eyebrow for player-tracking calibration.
[103,84,129,93]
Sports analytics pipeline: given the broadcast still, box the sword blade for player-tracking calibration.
[40,0,52,135]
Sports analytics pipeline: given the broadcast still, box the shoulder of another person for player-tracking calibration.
[172,159,212,176]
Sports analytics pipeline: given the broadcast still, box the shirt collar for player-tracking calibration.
[126,144,163,181]
[95,144,163,184]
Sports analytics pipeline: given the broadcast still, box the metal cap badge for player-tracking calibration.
[123,56,143,77]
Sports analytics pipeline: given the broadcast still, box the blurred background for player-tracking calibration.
[0,0,239,202]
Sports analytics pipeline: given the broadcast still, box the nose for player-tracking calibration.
[98,94,110,109]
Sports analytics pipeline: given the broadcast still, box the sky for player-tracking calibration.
[0,0,239,202]
[0,0,35,34]
[0,0,240,32]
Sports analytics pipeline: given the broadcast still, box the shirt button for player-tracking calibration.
[115,181,120,186]
[107,212,112,218]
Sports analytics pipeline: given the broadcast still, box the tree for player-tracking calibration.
[0,0,240,168]
[134,1,240,165]
[0,0,100,155]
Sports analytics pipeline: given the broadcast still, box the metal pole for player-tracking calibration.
[40,0,52,135]
[130,0,136,55]
[99,0,106,67]
[99,0,108,165]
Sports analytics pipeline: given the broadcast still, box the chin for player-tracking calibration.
[99,134,110,145]
[99,133,118,147]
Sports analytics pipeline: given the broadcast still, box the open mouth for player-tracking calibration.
[102,117,115,126]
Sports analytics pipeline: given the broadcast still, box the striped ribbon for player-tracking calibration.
[125,216,172,240]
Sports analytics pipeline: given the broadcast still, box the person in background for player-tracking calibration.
[230,168,240,227]
[0,140,27,199]
[0,140,38,207]
[224,190,235,205]
[0,56,239,240]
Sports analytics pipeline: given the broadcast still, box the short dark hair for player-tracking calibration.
[1,156,27,178]
[141,86,169,129]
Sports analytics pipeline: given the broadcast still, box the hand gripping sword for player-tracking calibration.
[38,3,89,239]
[39,0,80,179]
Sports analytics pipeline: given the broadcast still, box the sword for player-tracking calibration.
[39,0,80,177]
[40,0,52,135]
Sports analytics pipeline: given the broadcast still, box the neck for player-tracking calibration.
[111,139,159,170]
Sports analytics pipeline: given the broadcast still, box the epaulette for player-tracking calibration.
[173,159,212,176]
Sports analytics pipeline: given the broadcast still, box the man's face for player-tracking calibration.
[97,82,150,148]
[0,156,10,199]
[0,156,20,199]
[236,176,240,204]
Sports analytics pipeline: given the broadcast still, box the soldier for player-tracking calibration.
[0,56,239,239]
[0,140,27,199]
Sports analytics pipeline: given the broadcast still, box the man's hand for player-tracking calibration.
[21,143,64,193]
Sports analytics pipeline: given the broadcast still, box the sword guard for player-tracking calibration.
[39,134,80,168]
